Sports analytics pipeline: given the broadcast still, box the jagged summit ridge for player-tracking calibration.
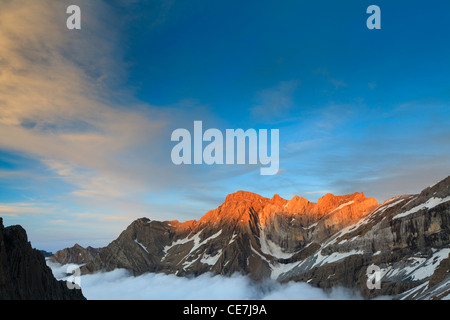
[224,190,266,202]
[139,190,378,239]
[78,189,380,278]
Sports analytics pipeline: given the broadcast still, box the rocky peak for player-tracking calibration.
[285,195,311,213]
[0,218,85,300]
[166,219,197,235]
[50,243,101,265]
[395,175,450,216]
[420,175,450,199]
[72,243,83,250]
[137,217,151,224]
[270,194,288,206]
[224,190,267,203]
[315,192,365,213]
[198,191,268,227]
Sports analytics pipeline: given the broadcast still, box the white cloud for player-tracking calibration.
[0,1,181,211]
[251,80,300,121]
[0,202,59,217]
[47,261,366,300]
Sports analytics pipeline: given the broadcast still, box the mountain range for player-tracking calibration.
[50,175,450,300]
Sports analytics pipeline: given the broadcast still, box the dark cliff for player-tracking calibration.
[0,218,85,300]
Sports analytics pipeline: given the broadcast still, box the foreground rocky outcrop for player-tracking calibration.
[0,218,85,300]
[58,176,450,300]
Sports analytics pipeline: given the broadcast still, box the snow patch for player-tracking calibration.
[270,261,300,280]
[393,196,450,220]
[370,197,407,216]
[228,233,238,245]
[259,227,295,259]
[250,244,270,263]
[329,201,354,214]
[313,250,364,268]
[200,249,223,266]
[163,229,223,265]
[305,221,318,229]
[134,239,149,253]
[384,248,450,282]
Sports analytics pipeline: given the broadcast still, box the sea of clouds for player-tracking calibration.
[47,261,374,300]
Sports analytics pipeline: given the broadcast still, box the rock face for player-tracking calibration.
[279,176,450,299]
[50,244,100,265]
[79,176,450,299]
[82,191,378,279]
[0,218,85,300]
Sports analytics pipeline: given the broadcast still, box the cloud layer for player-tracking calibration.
[0,0,168,196]
[47,261,365,300]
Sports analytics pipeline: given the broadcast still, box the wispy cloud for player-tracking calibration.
[0,0,206,245]
[251,80,300,122]
[303,190,334,195]
[0,1,172,202]
[314,68,347,90]
[0,203,49,217]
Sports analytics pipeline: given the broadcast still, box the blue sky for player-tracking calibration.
[0,0,449,251]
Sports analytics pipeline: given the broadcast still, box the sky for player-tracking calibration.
[0,0,449,252]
